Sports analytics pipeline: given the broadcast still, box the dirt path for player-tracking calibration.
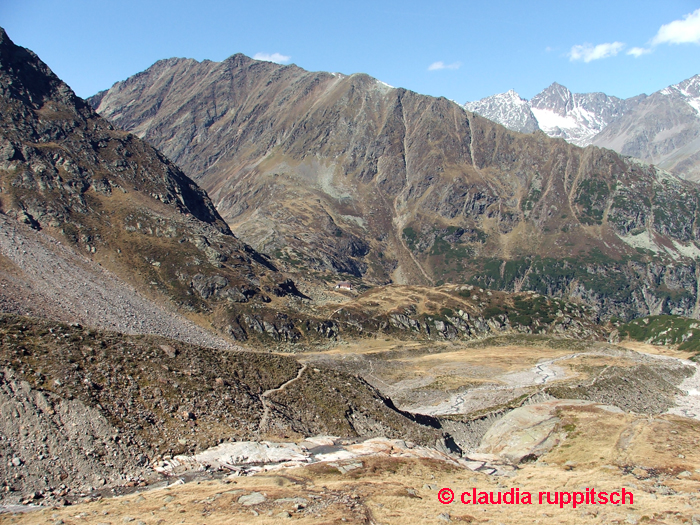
[258,364,308,432]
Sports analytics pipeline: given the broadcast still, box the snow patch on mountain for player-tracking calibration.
[464,90,540,134]
[529,83,628,147]
[465,83,629,146]
[664,74,700,116]
[531,105,609,147]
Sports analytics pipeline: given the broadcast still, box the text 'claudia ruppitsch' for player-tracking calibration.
[438,487,634,508]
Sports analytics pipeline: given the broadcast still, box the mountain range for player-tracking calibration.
[465,76,700,181]
[0,26,613,351]
[89,54,700,321]
[2,26,700,519]
[0,27,449,502]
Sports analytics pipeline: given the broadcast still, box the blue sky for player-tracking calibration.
[2,0,700,102]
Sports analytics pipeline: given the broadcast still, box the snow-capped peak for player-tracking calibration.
[664,74,700,115]
[464,90,540,134]
[528,83,628,146]
[462,74,700,148]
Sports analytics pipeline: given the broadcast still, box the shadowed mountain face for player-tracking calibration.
[90,55,700,321]
[0,28,304,340]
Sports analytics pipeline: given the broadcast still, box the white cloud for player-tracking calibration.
[428,61,461,71]
[568,42,625,62]
[627,47,652,57]
[651,8,700,45]
[253,52,291,64]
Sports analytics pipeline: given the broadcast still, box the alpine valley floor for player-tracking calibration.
[2,336,700,525]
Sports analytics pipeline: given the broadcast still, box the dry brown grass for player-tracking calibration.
[301,336,688,415]
[616,340,697,360]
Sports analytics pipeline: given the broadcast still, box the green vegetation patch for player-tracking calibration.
[618,314,700,355]
[574,177,610,226]
[402,226,418,249]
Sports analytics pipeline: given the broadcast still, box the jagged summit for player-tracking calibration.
[662,74,700,113]
[592,73,700,180]
[464,89,540,133]
[529,83,628,147]
[530,82,576,115]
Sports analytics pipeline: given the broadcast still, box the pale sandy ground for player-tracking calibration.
[302,337,698,418]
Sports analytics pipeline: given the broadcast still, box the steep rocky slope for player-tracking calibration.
[92,55,700,321]
[0,27,310,343]
[0,214,235,349]
[592,75,700,181]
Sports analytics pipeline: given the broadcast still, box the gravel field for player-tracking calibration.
[0,215,238,350]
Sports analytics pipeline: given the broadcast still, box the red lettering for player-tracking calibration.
[559,492,571,509]
[454,486,629,506]
[503,488,514,505]
[621,488,633,504]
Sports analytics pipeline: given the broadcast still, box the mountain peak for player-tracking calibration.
[0,25,80,111]
[464,90,539,133]
[530,83,574,115]
[672,73,700,100]
[223,52,256,67]
[529,82,629,146]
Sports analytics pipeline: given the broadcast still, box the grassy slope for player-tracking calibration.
[618,315,700,358]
